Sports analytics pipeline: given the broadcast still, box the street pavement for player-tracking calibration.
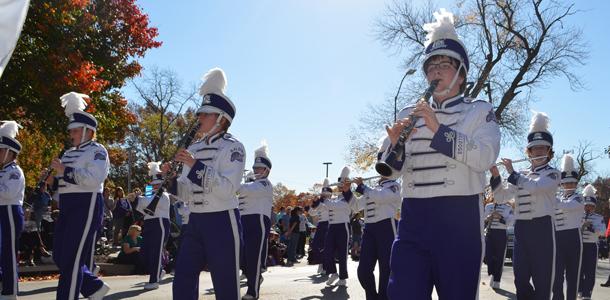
[16,258,610,299]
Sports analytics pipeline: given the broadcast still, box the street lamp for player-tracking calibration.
[394,68,417,123]
[322,162,332,178]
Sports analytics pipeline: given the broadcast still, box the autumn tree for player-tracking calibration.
[349,0,587,170]
[0,0,161,190]
[130,67,199,162]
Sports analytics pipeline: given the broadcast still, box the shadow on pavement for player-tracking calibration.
[293,274,329,284]
[18,286,56,296]
[105,289,153,299]
[300,286,350,300]
[492,287,517,299]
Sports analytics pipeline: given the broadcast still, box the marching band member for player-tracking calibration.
[491,112,559,299]
[0,121,25,299]
[238,141,274,300]
[552,154,584,300]
[173,195,190,241]
[323,167,354,287]
[133,162,171,290]
[50,92,110,299]
[382,9,501,299]
[483,198,514,289]
[342,139,401,300]
[309,178,331,275]
[344,163,401,299]
[579,184,606,300]
[171,68,246,300]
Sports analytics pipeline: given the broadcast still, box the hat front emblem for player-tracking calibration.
[203,95,212,105]
[431,39,447,50]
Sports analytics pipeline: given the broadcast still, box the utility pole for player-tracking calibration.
[323,162,332,178]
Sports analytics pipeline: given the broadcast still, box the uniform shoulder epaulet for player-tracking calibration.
[222,133,238,143]
[464,97,487,104]
[91,141,105,149]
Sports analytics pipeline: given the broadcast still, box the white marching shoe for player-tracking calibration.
[491,281,500,289]
[88,282,110,300]
[326,273,339,286]
[240,272,247,281]
[317,264,324,274]
[92,265,101,277]
[336,279,346,286]
[143,282,159,290]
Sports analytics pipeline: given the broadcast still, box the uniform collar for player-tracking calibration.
[2,161,16,170]
[76,139,94,149]
[203,131,226,145]
[431,95,464,110]
[378,179,394,186]
[532,163,549,172]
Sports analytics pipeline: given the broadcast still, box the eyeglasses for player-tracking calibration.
[426,61,455,73]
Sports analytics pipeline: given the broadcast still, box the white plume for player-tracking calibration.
[199,67,227,96]
[254,140,269,159]
[60,92,89,117]
[582,184,597,198]
[147,161,162,176]
[322,178,330,188]
[561,154,577,173]
[423,8,459,47]
[0,121,22,138]
[529,111,550,133]
[339,166,350,180]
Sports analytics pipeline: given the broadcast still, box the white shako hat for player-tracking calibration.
[253,140,271,170]
[0,121,23,154]
[582,184,597,206]
[527,112,553,148]
[196,68,236,124]
[147,161,163,185]
[560,153,578,184]
[423,9,469,74]
[61,92,97,131]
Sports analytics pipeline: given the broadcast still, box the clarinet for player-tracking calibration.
[143,121,201,216]
[375,79,439,177]
[37,147,68,191]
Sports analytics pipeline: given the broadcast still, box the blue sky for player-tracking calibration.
[124,0,610,192]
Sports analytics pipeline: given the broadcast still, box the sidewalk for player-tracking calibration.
[15,259,610,299]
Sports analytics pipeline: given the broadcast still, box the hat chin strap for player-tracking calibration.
[433,62,464,97]
[562,188,577,195]
[201,114,225,140]
[80,127,87,145]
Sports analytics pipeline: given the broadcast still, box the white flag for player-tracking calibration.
[0,0,30,78]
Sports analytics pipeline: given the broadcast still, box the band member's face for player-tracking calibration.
[68,127,85,146]
[561,182,577,191]
[0,148,10,164]
[584,204,595,213]
[198,112,221,134]
[527,145,550,166]
[425,56,464,95]
[253,167,268,178]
